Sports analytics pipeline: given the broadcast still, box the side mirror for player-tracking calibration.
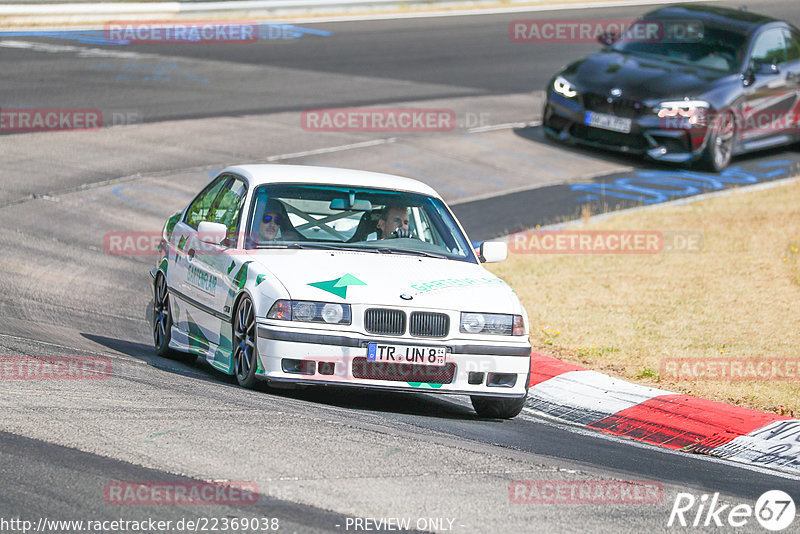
[753,60,780,75]
[198,221,228,245]
[597,31,618,46]
[479,241,508,263]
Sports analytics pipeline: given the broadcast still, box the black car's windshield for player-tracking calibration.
[245,183,476,263]
[611,21,748,73]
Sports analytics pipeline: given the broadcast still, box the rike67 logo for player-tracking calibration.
[668,490,796,531]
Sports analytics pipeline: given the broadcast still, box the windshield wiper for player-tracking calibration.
[254,243,294,249]
[280,242,383,254]
[374,247,449,259]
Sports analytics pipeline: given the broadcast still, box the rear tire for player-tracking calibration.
[153,274,173,357]
[153,274,196,363]
[700,110,735,172]
[471,395,526,419]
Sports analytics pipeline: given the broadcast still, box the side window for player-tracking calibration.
[785,29,800,62]
[184,175,228,229]
[750,28,786,66]
[208,177,247,240]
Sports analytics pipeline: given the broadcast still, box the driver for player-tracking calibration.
[377,205,412,239]
[255,198,298,243]
[258,209,282,242]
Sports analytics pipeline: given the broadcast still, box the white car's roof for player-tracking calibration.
[222,164,440,198]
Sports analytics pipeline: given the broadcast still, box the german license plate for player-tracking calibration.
[367,343,446,366]
[584,111,632,133]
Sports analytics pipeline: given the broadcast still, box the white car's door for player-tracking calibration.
[168,174,229,351]
[190,175,249,356]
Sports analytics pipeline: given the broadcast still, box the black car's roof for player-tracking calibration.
[642,4,783,35]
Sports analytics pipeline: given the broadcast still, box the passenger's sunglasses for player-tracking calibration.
[263,215,282,224]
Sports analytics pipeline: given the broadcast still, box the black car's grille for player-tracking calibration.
[571,124,648,151]
[583,93,646,119]
[364,308,405,336]
[409,312,449,338]
[352,357,456,384]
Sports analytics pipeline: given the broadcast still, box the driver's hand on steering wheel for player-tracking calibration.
[391,227,412,239]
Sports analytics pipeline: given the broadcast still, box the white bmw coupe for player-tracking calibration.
[151,165,531,418]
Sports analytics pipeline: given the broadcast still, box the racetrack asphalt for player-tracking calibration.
[1,0,800,531]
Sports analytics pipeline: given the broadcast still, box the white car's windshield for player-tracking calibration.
[245,184,476,263]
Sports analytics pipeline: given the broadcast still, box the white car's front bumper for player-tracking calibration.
[255,322,531,397]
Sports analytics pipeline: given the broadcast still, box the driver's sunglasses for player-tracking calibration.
[263,215,282,224]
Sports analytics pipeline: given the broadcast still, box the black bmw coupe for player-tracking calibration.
[543,4,800,171]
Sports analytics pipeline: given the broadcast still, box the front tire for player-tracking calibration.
[233,296,259,388]
[471,395,526,419]
[700,110,735,172]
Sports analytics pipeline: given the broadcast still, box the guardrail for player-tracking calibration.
[0,0,717,25]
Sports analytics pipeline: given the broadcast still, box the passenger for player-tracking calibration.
[377,205,412,239]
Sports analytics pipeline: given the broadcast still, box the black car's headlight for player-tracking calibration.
[656,100,709,126]
[460,312,525,336]
[553,76,578,98]
[267,300,351,325]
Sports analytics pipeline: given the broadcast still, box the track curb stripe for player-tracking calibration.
[528,352,800,475]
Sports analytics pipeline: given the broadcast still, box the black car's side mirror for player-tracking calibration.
[743,61,781,86]
[597,31,618,46]
[752,60,781,75]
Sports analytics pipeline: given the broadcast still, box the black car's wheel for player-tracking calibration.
[153,274,173,356]
[233,296,259,388]
[470,395,527,419]
[700,110,735,172]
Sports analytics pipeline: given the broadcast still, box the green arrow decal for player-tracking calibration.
[308,273,366,299]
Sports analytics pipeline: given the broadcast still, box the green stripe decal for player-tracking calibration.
[407,382,443,389]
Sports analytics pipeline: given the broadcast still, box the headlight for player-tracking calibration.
[656,100,709,126]
[460,312,525,336]
[267,300,351,325]
[553,76,578,98]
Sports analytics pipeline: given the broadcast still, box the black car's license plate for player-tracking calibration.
[585,111,632,134]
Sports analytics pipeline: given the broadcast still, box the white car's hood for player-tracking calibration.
[250,249,521,313]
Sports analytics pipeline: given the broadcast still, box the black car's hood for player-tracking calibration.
[561,50,734,102]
